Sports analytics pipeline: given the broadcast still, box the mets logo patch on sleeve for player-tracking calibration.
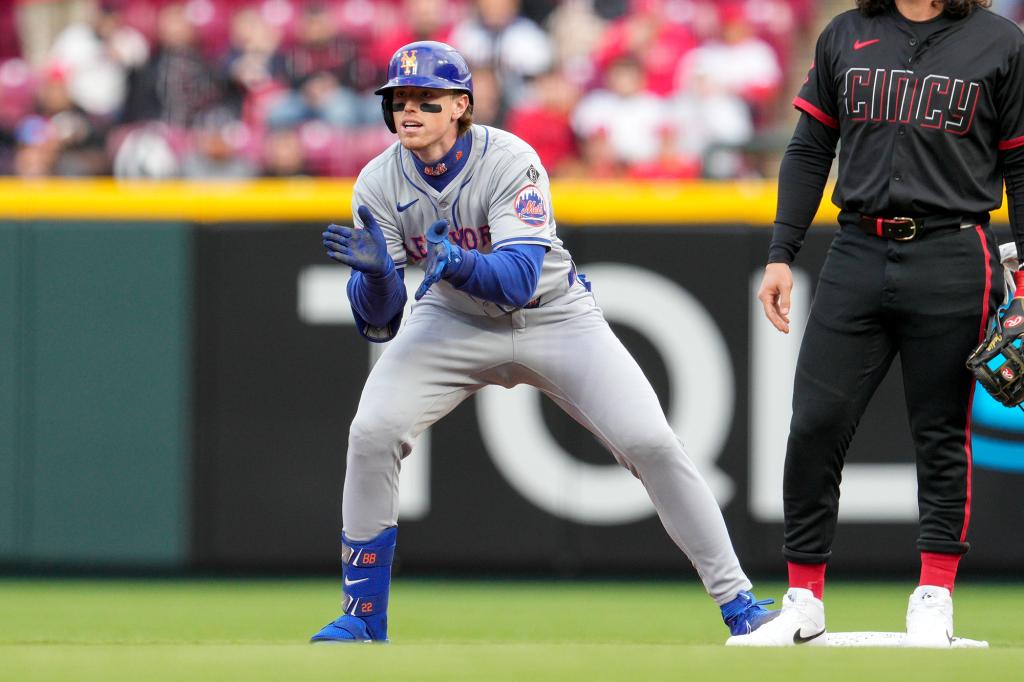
[514,185,547,227]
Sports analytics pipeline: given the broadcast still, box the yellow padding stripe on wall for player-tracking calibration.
[0,178,1009,224]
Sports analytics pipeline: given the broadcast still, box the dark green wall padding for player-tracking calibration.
[1,222,190,566]
[0,223,19,556]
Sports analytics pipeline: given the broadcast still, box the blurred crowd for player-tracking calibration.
[0,0,821,180]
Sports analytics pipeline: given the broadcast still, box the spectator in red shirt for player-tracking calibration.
[591,0,698,96]
[370,0,457,70]
[505,68,579,174]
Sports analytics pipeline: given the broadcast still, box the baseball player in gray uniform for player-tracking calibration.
[310,41,776,643]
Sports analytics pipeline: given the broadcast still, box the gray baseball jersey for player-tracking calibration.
[341,125,751,604]
[352,125,574,318]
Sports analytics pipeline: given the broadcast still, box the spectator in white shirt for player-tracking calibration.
[571,54,665,165]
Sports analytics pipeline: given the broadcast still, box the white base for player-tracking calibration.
[825,632,989,648]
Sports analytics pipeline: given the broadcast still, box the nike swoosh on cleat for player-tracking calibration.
[396,199,419,212]
[344,577,370,587]
[793,628,826,644]
[854,39,881,50]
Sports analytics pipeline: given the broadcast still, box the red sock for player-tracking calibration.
[788,562,826,599]
[920,552,960,593]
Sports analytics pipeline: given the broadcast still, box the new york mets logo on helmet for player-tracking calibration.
[400,50,418,76]
[514,186,547,227]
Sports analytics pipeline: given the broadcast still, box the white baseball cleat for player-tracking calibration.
[903,585,954,648]
[725,588,827,646]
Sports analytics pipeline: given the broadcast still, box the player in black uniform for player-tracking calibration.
[728,0,1024,647]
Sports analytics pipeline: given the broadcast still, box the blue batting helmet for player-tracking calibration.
[375,41,474,132]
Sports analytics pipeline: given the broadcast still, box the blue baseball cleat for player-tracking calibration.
[721,590,779,636]
[310,614,381,643]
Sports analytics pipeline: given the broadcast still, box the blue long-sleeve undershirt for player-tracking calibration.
[347,243,547,338]
[445,243,546,308]
[348,260,406,330]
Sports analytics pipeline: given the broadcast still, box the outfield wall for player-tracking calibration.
[0,218,190,567]
[1,180,1021,579]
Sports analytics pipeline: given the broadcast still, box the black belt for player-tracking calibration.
[857,214,979,241]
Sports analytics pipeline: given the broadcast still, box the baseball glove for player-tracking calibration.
[967,294,1024,409]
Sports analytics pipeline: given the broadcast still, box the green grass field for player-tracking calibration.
[1,579,1020,681]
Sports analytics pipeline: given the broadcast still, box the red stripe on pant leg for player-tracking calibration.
[962,382,976,544]
[962,226,993,542]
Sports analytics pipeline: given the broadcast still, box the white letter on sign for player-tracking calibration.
[477,263,735,524]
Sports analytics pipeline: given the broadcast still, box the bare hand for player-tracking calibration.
[757,263,794,334]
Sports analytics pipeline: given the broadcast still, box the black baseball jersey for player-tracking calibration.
[796,7,1024,218]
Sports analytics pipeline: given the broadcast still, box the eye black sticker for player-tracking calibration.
[391,102,444,113]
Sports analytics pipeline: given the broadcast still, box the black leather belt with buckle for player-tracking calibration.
[857,215,969,241]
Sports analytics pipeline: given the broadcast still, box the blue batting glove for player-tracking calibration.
[322,205,392,275]
[415,219,462,300]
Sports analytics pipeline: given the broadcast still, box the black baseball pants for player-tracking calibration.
[783,223,1004,564]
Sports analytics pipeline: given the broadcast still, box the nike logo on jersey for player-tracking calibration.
[396,199,419,212]
[793,628,826,644]
[344,576,370,587]
[853,39,880,50]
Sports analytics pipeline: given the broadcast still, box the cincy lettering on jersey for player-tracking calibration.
[404,225,493,263]
[843,68,981,135]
